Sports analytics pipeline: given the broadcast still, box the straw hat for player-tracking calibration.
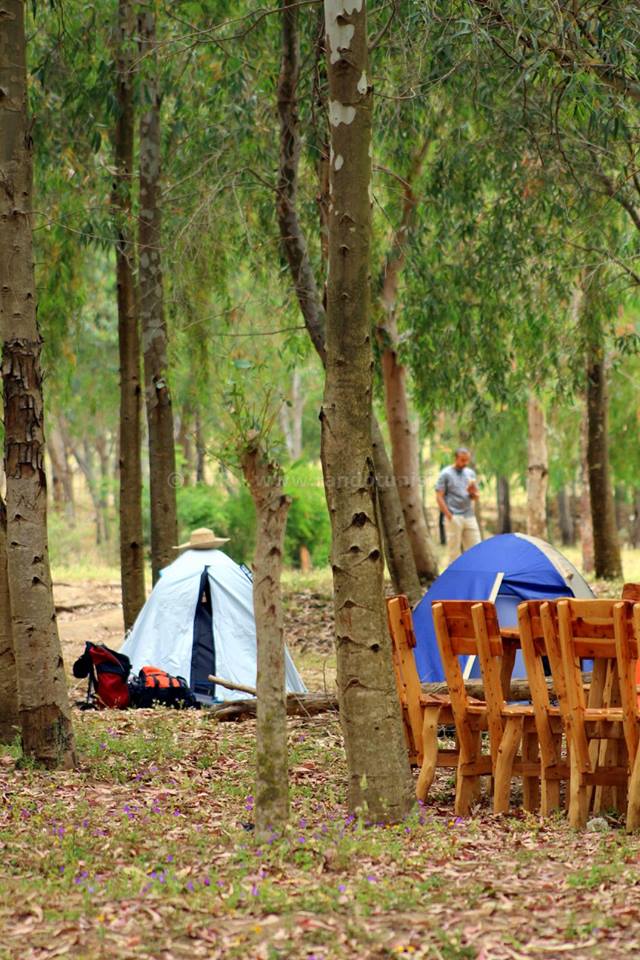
[173,527,230,551]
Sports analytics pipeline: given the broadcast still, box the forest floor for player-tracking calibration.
[3,569,640,959]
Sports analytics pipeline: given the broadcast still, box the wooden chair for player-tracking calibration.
[386,596,457,802]
[517,600,569,815]
[556,598,635,828]
[433,600,539,816]
[619,603,640,830]
[621,585,640,709]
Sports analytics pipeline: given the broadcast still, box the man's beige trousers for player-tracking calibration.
[445,513,481,564]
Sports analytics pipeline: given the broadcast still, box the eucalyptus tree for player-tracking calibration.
[138,0,179,582]
[275,0,422,604]
[0,0,76,767]
[320,0,413,820]
[114,0,146,623]
[0,496,18,744]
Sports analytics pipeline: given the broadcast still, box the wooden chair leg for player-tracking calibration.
[593,737,622,814]
[540,731,563,816]
[455,733,481,817]
[470,730,483,802]
[541,775,561,817]
[569,746,590,829]
[627,745,640,831]
[522,730,540,813]
[494,716,524,814]
[615,740,628,815]
[416,706,441,803]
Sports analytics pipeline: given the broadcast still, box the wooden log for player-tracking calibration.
[208,674,257,696]
[208,692,339,722]
[206,674,596,723]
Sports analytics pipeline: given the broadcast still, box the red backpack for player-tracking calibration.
[73,643,132,709]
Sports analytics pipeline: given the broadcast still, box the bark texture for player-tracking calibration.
[377,143,438,584]
[113,0,145,628]
[321,0,413,821]
[526,395,548,539]
[496,474,511,534]
[279,370,304,460]
[580,402,595,574]
[586,351,622,579]
[631,488,640,549]
[370,419,421,605]
[0,495,18,743]
[241,446,290,837]
[138,1,178,582]
[48,426,75,522]
[276,1,421,605]
[0,0,75,768]
[557,487,574,546]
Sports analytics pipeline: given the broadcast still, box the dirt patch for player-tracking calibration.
[55,580,335,694]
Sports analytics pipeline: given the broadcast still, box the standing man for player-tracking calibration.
[435,448,481,564]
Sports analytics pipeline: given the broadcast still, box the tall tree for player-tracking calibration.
[276,0,421,605]
[0,0,76,767]
[113,0,146,628]
[579,402,595,575]
[241,441,290,837]
[321,0,413,820]
[377,147,439,584]
[138,0,178,581]
[496,475,511,534]
[526,396,548,539]
[586,343,622,579]
[0,495,18,744]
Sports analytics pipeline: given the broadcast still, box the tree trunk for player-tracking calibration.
[614,485,627,540]
[370,420,422,605]
[138,1,178,582]
[0,496,18,744]
[279,371,303,460]
[496,474,511,534]
[630,488,640,549]
[580,402,595,575]
[95,435,111,542]
[380,344,438,582]
[0,0,76,767]
[290,370,303,459]
[177,408,193,486]
[70,442,103,545]
[195,406,206,483]
[241,445,291,838]
[321,0,413,821]
[113,0,145,629]
[557,486,574,546]
[276,0,421,605]
[47,433,65,514]
[376,140,438,585]
[586,351,622,579]
[526,395,548,539]
[48,425,75,523]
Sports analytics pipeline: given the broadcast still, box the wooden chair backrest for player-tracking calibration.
[433,600,503,760]
[558,599,633,674]
[558,598,637,770]
[517,600,564,766]
[622,585,640,693]
[386,595,424,760]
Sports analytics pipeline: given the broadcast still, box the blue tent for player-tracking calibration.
[412,533,594,682]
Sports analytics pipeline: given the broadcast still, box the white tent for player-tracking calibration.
[120,548,307,703]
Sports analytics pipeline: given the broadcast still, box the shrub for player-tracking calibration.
[284,462,331,568]
[176,463,331,570]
